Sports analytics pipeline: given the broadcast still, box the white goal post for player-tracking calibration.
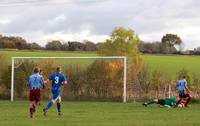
[11,56,127,102]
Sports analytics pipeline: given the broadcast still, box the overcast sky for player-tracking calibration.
[0,0,200,49]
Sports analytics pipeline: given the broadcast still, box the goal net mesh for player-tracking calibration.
[12,58,126,102]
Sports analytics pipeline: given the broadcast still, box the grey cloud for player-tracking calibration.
[0,0,200,49]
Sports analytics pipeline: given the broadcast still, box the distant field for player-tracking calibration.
[0,101,199,126]
[143,55,200,79]
[0,50,98,68]
[1,50,200,79]
[0,50,97,59]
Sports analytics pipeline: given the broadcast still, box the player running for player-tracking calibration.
[176,76,191,107]
[142,97,177,108]
[28,67,44,118]
[43,67,67,116]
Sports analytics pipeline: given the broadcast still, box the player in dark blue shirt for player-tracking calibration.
[43,67,67,116]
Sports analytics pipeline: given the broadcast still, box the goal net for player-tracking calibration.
[11,56,127,102]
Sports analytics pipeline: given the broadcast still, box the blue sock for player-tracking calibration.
[45,101,53,111]
[57,103,61,112]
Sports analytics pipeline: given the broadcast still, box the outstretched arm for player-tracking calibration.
[62,75,67,85]
[46,79,51,90]
[62,80,67,85]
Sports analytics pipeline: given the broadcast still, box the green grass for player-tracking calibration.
[0,101,200,126]
[0,50,97,58]
[143,55,200,79]
[0,50,98,68]
[1,50,200,79]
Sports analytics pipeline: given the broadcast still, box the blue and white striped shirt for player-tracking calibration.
[28,73,43,89]
[177,79,187,91]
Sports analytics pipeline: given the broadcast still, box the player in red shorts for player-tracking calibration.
[177,76,191,107]
[177,92,192,107]
[28,67,44,118]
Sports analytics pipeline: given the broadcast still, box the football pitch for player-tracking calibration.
[0,101,199,126]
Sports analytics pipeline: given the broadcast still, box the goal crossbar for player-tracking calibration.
[11,56,127,102]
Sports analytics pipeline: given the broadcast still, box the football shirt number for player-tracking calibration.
[34,77,37,83]
[55,77,59,84]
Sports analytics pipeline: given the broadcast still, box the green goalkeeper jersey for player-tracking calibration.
[164,97,177,106]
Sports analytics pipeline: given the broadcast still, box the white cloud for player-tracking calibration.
[0,18,11,24]
[13,30,109,47]
[139,17,200,49]
[0,0,200,49]
[42,30,109,44]
[47,14,67,24]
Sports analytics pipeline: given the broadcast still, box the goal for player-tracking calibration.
[11,56,127,102]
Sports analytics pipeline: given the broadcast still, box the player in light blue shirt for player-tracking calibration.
[176,76,191,106]
[29,72,43,90]
[28,67,44,118]
[43,67,67,116]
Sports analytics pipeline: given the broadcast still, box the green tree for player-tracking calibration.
[98,27,142,75]
[84,40,97,51]
[45,40,62,50]
[98,27,143,100]
[161,33,182,53]
[68,41,85,51]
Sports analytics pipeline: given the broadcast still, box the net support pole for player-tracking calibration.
[11,58,14,102]
[168,84,171,98]
[123,57,127,103]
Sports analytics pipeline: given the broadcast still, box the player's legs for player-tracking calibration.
[29,101,34,118]
[29,90,35,117]
[177,90,185,104]
[56,96,62,115]
[43,92,59,116]
[143,99,166,107]
[143,99,158,106]
[184,93,191,107]
[157,99,165,106]
[35,89,41,105]
[29,89,41,118]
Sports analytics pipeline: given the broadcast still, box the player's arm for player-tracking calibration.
[45,79,51,90]
[62,75,67,85]
[46,74,53,90]
[184,81,190,92]
[27,77,31,89]
[63,80,67,85]
[40,76,46,89]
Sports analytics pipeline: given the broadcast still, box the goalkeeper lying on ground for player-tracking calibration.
[143,97,177,108]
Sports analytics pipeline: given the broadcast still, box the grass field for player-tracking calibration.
[143,54,200,79]
[0,50,98,68]
[1,50,200,79]
[0,101,199,126]
[1,51,200,126]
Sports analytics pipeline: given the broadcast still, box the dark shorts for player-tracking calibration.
[179,90,186,98]
[157,99,165,105]
[29,89,40,102]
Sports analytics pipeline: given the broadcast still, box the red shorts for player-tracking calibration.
[29,89,41,102]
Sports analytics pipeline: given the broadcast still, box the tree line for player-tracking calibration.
[1,33,200,55]
[0,34,102,51]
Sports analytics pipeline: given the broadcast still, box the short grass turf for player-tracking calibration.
[0,101,199,126]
